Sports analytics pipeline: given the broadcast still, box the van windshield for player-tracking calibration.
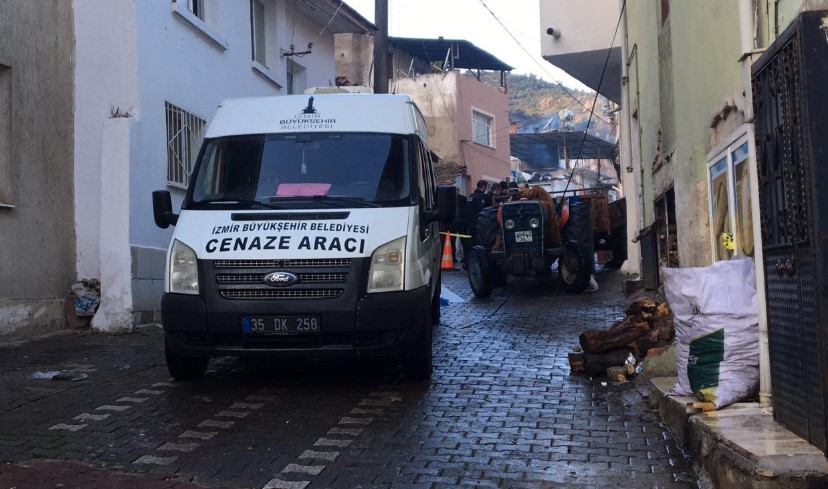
[188,133,411,209]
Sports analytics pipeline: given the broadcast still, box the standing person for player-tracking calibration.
[484,182,496,208]
[462,180,488,264]
[449,187,467,269]
[489,183,504,207]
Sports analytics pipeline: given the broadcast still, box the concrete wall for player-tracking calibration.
[668,0,743,267]
[334,33,433,90]
[623,0,744,268]
[0,1,76,339]
[396,73,460,165]
[539,0,619,56]
[73,0,140,282]
[624,0,660,239]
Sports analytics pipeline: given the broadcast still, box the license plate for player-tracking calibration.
[242,316,320,335]
[515,231,533,243]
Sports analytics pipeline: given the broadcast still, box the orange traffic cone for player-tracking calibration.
[441,233,455,271]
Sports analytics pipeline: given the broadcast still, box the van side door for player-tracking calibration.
[415,141,440,292]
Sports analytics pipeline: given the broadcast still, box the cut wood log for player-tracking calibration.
[579,321,650,354]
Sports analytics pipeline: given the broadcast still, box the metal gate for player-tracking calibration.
[752,10,828,453]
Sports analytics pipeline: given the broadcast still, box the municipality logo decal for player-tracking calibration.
[279,96,336,130]
[302,96,317,114]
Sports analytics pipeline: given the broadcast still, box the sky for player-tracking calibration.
[343,0,590,91]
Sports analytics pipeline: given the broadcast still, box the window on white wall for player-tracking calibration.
[187,0,204,20]
[0,64,12,207]
[472,109,494,147]
[287,60,306,94]
[251,0,267,66]
[166,102,206,189]
[172,0,228,50]
[707,129,755,261]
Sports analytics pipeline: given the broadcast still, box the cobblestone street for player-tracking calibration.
[0,270,699,488]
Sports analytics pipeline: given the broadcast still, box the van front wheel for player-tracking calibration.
[165,338,208,381]
[403,305,433,381]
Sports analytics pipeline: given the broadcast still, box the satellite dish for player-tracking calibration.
[558,109,575,131]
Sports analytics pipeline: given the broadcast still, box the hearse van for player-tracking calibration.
[152,93,454,381]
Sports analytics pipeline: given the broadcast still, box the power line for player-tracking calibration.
[311,0,345,46]
[476,0,612,127]
[562,0,626,195]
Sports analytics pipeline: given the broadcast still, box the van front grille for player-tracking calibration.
[220,289,342,300]
[216,273,348,285]
[210,259,352,301]
[215,259,351,268]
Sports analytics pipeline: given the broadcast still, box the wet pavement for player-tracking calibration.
[0,270,700,488]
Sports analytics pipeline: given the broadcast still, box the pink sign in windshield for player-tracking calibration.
[275,183,332,197]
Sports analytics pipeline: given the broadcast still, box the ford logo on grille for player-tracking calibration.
[263,271,298,287]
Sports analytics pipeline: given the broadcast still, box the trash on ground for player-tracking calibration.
[31,370,89,381]
[70,278,101,317]
[439,286,465,306]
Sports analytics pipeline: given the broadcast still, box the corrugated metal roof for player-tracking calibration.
[510,131,615,171]
[295,0,376,34]
[389,37,513,72]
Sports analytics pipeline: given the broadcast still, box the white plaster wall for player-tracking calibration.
[73,0,140,280]
[130,0,338,252]
[92,117,135,333]
[539,0,620,57]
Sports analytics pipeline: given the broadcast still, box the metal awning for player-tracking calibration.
[510,131,615,170]
[389,37,513,72]
[297,0,377,34]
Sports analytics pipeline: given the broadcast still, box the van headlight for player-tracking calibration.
[504,219,516,230]
[169,240,199,295]
[367,236,405,293]
[529,218,540,228]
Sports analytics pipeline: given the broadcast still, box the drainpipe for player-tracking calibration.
[739,0,771,408]
[619,0,642,276]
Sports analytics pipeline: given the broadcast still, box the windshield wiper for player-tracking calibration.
[314,196,380,208]
[267,195,380,208]
[195,198,282,209]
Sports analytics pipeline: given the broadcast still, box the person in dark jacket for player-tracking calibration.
[448,187,467,268]
[461,180,489,264]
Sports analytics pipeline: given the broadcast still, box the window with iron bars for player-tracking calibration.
[166,102,205,188]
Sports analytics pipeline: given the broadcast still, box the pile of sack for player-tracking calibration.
[663,259,759,409]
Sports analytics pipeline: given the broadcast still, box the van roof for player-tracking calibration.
[205,93,423,139]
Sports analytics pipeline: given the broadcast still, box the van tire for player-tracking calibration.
[431,272,441,326]
[165,338,208,381]
[403,305,433,381]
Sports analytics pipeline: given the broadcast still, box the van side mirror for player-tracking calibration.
[152,190,179,229]
[435,185,456,225]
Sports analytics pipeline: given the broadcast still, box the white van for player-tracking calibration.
[152,94,455,381]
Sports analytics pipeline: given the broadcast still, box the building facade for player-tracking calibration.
[0,1,77,340]
[335,34,512,192]
[0,0,374,340]
[538,0,828,411]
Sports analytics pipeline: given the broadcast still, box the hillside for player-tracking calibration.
[477,71,614,141]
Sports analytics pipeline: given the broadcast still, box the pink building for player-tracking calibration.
[335,35,512,193]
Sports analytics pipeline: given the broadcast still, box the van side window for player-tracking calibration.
[418,142,435,210]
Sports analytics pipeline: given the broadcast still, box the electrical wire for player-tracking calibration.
[562,0,626,196]
[311,0,345,47]
[477,0,612,127]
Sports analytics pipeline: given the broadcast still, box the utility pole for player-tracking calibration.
[373,0,388,94]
